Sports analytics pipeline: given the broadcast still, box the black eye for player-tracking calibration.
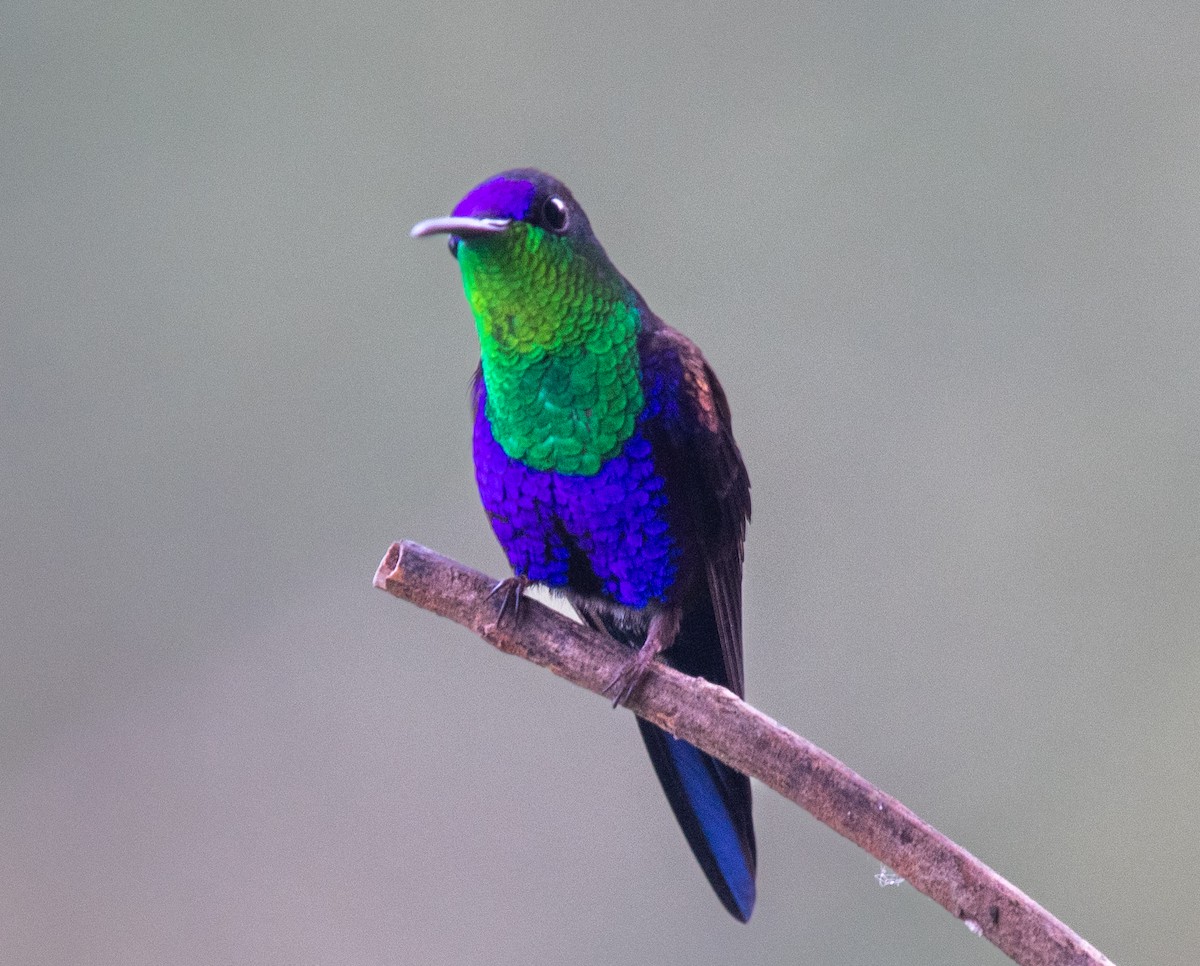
[542,196,569,232]
[447,236,459,258]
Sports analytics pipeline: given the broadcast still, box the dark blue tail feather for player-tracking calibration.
[636,718,756,921]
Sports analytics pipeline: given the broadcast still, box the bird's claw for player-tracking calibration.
[487,575,529,623]
[602,651,655,708]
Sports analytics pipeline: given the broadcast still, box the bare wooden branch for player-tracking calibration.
[374,540,1113,966]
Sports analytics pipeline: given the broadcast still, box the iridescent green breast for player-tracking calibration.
[458,222,643,476]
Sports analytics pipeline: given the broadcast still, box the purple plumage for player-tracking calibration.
[452,175,535,221]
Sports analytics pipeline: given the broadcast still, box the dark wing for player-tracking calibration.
[639,321,751,696]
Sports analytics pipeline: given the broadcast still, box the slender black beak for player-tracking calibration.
[410,216,512,239]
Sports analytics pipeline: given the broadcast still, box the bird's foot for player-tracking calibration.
[601,605,681,708]
[487,574,530,623]
[602,648,657,708]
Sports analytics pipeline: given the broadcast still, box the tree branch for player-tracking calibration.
[374,540,1112,966]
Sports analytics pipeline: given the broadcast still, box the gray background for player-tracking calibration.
[3,3,1197,964]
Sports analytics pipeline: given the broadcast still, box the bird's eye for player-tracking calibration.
[447,236,459,258]
[542,196,569,232]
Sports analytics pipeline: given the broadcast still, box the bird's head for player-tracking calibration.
[411,168,599,256]
[411,169,632,353]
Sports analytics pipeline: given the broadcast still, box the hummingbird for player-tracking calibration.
[411,169,755,921]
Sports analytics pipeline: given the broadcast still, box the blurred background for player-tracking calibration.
[3,3,1197,963]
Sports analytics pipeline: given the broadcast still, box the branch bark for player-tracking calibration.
[374,540,1113,966]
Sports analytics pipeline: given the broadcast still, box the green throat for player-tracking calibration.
[458,222,643,476]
